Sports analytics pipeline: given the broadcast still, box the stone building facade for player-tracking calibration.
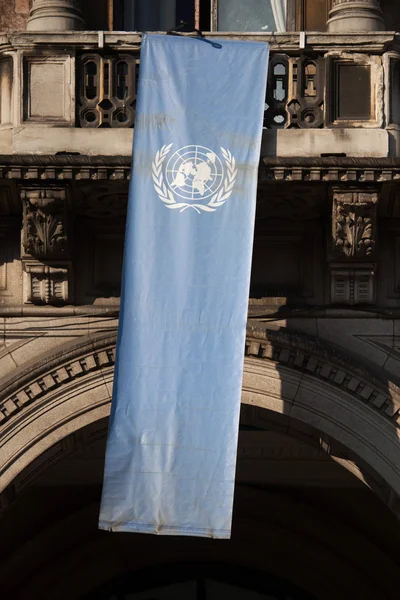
[1,1,400,598]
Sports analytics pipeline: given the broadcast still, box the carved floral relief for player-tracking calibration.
[333,191,378,259]
[22,189,68,259]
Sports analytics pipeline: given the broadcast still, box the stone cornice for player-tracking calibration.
[0,31,397,54]
[2,155,400,183]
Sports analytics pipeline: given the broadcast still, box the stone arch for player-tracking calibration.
[1,323,400,515]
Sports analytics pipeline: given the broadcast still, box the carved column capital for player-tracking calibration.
[331,189,378,261]
[27,0,85,31]
[22,188,69,259]
[329,188,379,305]
[21,187,73,306]
[327,0,385,32]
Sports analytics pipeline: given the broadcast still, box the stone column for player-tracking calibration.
[327,0,385,32]
[27,0,85,31]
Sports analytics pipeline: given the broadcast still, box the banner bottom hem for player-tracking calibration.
[98,520,231,539]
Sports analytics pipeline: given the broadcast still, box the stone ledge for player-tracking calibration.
[0,30,397,53]
[3,153,400,183]
[0,127,391,159]
[262,129,389,158]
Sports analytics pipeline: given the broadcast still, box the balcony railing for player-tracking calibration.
[0,31,397,156]
[77,50,325,130]
[78,53,138,128]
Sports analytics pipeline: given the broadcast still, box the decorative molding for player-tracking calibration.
[245,326,400,427]
[332,190,378,259]
[22,188,68,259]
[330,263,375,304]
[1,326,400,521]
[329,188,378,305]
[78,53,137,128]
[287,56,325,129]
[0,156,399,183]
[1,327,400,430]
[23,261,71,305]
[21,187,73,305]
[2,31,396,54]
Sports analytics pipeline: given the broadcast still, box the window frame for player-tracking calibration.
[210,0,287,32]
[287,0,331,31]
[325,55,383,129]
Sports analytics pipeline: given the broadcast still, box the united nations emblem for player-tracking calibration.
[152,144,237,213]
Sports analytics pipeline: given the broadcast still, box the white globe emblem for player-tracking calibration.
[165,145,224,201]
[152,144,238,213]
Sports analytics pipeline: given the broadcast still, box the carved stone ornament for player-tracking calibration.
[332,190,378,260]
[24,261,71,306]
[330,264,375,305]
[21,187,73,306]
[22,188,69,260]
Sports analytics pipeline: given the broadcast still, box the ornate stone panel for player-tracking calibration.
[23,261,71,305]
[22,53,74,125]
[21,187,73,305]
[332,190,378,260]
[329,188,378,304]
[22,188,69,259]
[78,53,137,128]
[330,263,375,304]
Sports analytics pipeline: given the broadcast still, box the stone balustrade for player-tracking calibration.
[0,31,397,158]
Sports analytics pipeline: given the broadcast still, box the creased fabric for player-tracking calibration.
[99,34,269,539]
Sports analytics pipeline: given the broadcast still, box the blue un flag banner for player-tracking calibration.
[99,34,269,538]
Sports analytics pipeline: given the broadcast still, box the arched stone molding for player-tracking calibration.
[1,324,400,515]
[0,332,116,496]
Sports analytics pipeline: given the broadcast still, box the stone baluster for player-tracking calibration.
[327,0,385,32]
[27,0,85,31]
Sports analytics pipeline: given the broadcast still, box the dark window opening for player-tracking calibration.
[82,0,108,30]
[335,64,371,121]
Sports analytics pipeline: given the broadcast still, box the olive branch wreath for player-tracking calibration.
[152,144,237,214]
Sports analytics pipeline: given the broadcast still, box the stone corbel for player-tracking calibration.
[329,188,378,305]
[24,261,72,305]
[330,263,376,305]
[21,187,73,305]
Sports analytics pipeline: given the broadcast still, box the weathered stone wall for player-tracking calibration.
[0,0,31,33]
